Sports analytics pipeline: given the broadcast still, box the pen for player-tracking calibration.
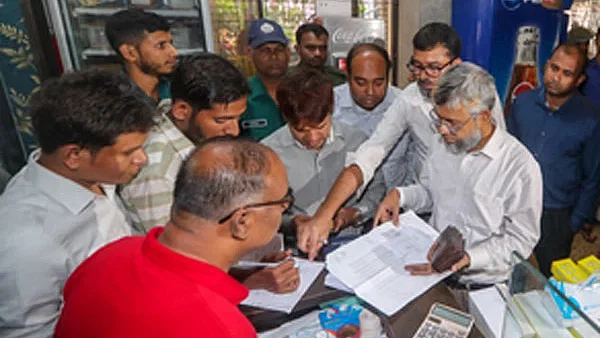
[234,257,297,269]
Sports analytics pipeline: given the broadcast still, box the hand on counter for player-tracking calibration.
[295,214,332,261]
[373,188,400,227]
[243,250,300,294]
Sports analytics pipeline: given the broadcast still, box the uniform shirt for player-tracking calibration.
[0,150,132,338]
[583,58,600,108]
[352,82,506,193]
[399,128,542,284]
[240,75,286,141]
[333,83,412,189]
[120,100,195,233]
[507,88,600,231]
[55,228,256,338]
[287,64,347,86]
[262,120,385,217]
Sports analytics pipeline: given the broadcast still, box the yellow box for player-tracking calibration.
[577,255,600,275]
[551,258,590,284]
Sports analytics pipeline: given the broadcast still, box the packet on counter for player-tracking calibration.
[546,273,600,327]
[318,298,362,338]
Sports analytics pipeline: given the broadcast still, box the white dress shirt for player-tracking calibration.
[333,84,412,189]
[351,82,506,193]
[0,150,132,338]
[399,128,542,284]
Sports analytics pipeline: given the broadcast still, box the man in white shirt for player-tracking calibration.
[374,62,542,288]
[0,69,154,338]
[297,22,507,259]
[333,43,411,189]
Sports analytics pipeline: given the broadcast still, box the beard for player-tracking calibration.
[444,127,482,154]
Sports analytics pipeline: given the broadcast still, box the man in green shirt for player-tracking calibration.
[240,19,291,140]
[288,23,346,86]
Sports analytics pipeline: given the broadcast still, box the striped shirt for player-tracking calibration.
[120,100,195,233]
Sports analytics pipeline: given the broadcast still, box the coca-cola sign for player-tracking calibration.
[332,27,377,44]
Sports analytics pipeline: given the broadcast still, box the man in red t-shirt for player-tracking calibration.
[55,138,295,338]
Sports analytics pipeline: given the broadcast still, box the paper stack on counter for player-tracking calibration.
[325,210,451,316]
[241,258,324,313]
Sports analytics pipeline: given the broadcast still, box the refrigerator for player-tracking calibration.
[322,16,387,72]
[452,0,573,117]
[22,0,213,75]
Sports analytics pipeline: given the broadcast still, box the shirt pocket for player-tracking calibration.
[455,190,505,246]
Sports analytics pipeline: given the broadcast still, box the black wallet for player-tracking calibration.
[431,226,466,273]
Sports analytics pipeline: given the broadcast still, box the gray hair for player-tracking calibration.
[172,137,271,221]
[433,62,496,116]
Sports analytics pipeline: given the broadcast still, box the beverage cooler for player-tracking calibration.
[451,0,573,117]
[22,0,213,74]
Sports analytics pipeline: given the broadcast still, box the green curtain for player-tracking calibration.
[0,0,39,156]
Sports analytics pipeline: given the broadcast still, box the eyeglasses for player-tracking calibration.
[406,57,457,77]
[218,188,295,223]
[429,109,474,135]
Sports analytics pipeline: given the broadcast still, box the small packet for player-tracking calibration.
[431,225,466,273]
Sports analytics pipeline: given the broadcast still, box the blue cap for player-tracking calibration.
[248,19,289,48]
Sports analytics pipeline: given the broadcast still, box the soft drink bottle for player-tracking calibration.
[504,26,540,118]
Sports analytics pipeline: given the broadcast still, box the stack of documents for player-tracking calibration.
[326,210,451,316]
[241,258,324,313]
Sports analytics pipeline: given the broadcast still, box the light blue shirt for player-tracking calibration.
[0,150,132,338]
[262,120,386,218]
[333,84,412,189]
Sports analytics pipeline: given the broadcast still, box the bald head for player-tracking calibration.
[346,42,392,111]
[172,137,280,222]
[346,42,391,77]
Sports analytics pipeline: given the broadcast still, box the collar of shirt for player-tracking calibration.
[24,149,111,215]
[122,68,171,105]
[335,83,399,115]
[248,75,274,102]
[535,87,584,114]
[142,227,249,305]
[401,82,431,108]
[471,126,505,160]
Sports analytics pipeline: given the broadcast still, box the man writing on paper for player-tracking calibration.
[120,53,299,294]
[56,138,294,338]
[374,63,542,293]
[295,23,506,259]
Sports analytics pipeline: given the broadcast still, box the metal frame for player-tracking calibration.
[42,0,75,71]
[198,0,214,52]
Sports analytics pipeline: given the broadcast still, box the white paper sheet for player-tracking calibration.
[324,273,354,294]
[326,210,451,316]
[241,258,324,313]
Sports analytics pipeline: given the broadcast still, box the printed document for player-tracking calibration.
[241,258,324,313]
[326,210,451,316]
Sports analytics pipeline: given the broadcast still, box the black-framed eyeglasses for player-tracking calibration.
[406,57,457,77]
[429,108,474,135]
[218,188,295,224]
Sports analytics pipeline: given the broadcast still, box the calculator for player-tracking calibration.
[412,302,474,338]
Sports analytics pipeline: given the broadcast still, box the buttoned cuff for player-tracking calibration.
[466,246,490,271]
[397,186,418,210]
